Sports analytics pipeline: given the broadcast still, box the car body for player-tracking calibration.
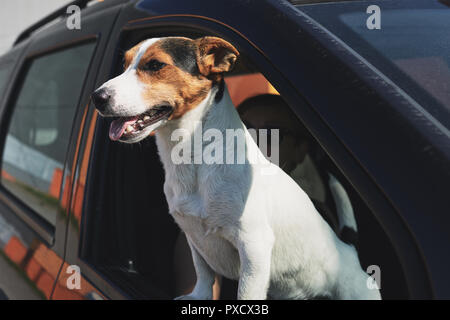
[0,0,448,299]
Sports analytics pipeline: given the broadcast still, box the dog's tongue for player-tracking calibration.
[109,117,138,141]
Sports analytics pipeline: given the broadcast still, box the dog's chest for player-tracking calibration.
[163,167,241,279]
[171,207,240,280]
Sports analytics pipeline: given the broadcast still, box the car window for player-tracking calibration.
[297,0,450,130]
[1,42,96,227]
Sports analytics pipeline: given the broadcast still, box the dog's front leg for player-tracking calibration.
[175,236,215,300]
[237,230,274,300]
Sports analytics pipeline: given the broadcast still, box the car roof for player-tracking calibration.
[12,0,131,48]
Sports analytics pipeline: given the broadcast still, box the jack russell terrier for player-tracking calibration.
[91,36,381,300]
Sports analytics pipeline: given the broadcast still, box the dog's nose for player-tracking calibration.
[91,88,111,112]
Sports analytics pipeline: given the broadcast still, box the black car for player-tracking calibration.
[0,0,448,300]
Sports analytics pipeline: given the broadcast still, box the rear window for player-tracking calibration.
[1,42,96,226]
[297,0,450,130]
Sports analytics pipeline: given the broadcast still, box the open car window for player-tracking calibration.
[80,30,408,299]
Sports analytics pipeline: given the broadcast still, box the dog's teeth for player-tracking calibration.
[126,125,133,133]
[139,123,144,128]
[144,115,150,121]
[137,120,143,124]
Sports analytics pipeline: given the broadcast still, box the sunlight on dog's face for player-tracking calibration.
[91,36,239,143]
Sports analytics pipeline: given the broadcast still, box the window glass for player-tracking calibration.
[1,42,96,226]
[297,0,450,129]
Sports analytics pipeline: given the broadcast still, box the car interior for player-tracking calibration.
[80,28,410,299]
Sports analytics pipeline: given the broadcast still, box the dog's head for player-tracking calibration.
[91,36,239,143]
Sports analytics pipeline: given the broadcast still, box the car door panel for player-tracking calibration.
[0,3,122,300]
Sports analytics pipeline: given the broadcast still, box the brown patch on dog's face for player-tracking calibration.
[133,39,213,119]
[124,37,239,120]
[123,40,143,70]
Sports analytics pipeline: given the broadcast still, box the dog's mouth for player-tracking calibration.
[109,105,173,141]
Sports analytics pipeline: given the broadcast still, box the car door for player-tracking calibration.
[63,0,436,300]
[0,1,123,299]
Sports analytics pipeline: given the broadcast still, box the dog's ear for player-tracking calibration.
[195,37,239,77]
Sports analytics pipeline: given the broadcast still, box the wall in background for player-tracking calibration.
[0,0,70,55]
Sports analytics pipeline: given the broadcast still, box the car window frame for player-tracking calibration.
[0,60,14,98]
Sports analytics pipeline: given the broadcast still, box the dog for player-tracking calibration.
[91,36,381,300]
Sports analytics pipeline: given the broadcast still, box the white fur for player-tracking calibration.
[328,173,358,233]
[155,85,381,300]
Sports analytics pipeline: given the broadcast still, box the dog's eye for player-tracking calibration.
[143,59,166,72]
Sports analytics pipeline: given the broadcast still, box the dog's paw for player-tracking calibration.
[174,294,204,300]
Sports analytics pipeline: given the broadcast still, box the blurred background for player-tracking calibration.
[0,0,69,55]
